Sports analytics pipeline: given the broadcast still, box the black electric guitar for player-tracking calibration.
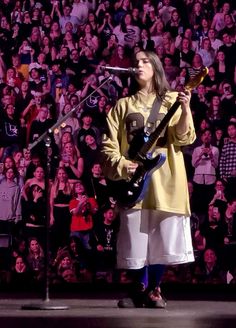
[108,67,208,209]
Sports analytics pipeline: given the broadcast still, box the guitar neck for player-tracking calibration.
[134,67,208,160]
[136,100,180,158]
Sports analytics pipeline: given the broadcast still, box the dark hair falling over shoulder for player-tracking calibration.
[144,51,170,98]
[130,51,171,100]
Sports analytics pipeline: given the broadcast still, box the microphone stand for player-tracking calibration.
[21,75,113,310]
[27,76,113,152]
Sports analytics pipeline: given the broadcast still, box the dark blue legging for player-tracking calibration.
[132,264,166,291]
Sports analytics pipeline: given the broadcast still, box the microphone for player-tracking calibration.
[100,65,138,74]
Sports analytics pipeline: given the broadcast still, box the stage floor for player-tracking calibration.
[0,288,236,328]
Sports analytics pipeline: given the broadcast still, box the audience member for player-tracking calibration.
[219,122,236,199]
[0,167,22,236]
[192,248,226,284]
[197,37,215,68]
[56,3,79,35]
[69,180,98,252]
[0,0,236,288]
[209,179,228,206]
[68,236,92,281]
[10,255,33,289]
[0,103,22,160]
[198,18,211,44]
[187,53,205,81]
[92,205,119,282]
[71,0,89,26]
[84,162,111,208]
[76,111,100,148]
[49,60,70,101]
[158,0,176,26]
[52,247,78,284]
[80,131,101,178]
[138,28,155,52]
[220,81,235,124]
[24,153,42,179]
[211,2,231,33]
[206,94,224,129]
[50,167,73,254]
[28,105,54,155]
[11,237,27,259]
[213,50,233,84]
[212,126,225,152]
[202,65,218,96]
[221,13,236,38]
[190,84,210,130]
[177,37,195,68]
[59,141,84,183]
[207,28,223,53]
[22,166,45,201]
[22,184,46,244]
[171,67,189,91]
[27,237,45,282]
[163,54,179,85]
[149,18,164,48]
[192,128,219,214]
[200,203,228,254]
[15,81,33,118]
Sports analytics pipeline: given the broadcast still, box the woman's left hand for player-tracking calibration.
[177,90,191,113]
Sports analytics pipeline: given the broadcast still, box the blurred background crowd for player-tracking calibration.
[0,0,236,289]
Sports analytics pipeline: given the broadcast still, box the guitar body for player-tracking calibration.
[108,152,166,209]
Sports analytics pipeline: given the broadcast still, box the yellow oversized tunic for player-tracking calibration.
[101,90,196,216]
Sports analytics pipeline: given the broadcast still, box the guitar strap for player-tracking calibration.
[144,97,162,138]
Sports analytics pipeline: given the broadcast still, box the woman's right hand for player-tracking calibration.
[126,161,139,176]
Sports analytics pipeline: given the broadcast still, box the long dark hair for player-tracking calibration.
[130,51,170,99]
[144,51,170,97]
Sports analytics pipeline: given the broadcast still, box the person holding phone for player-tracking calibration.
[59,141,84,184]
[69,180,98,253]
[192,128,219,215]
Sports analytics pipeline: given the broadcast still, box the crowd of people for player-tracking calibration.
[0,0,236,289]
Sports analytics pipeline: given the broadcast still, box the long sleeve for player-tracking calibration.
[192,145,219,184]
[219,145,226,178]
[12,186,22,222]
[101,91,196,215]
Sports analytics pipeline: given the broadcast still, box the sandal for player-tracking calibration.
[117,283,147,308]
[145,287,167,309]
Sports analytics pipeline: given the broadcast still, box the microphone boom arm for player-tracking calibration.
[28,75,113,150]
[100,66,137,74]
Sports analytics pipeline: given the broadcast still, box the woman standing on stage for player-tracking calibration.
[101,50,196,308]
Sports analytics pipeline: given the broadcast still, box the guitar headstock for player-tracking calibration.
[185,67,209,91]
